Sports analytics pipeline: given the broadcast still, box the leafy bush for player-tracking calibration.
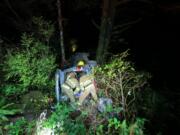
[7,117,35,135]
[32,16,55,43]
[3,33,56,92]
[7,118,27,135]
[104,117,145,135]
[44,102,146,135]
[2,17,56,95]
[93,116,145,135]
[0,98,22,134]
[44,103,86,135]
[0,98,21,122]
[0,84,24,96]
[93,50,151,119]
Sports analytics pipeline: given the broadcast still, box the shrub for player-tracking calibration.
[7,117,35,135]
[0,98,21,123]
[0,98,22,134]
[93,50,151,119]
[3,34,56,92]
[91,116,145,135]
[0,84,24,96]
[44,103,146,135]
[44,104,86,135]
[32,16,55,43]
[106,117,145,135]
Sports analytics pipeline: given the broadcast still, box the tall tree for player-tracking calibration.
[96,0,149,64]
[57,0,66,65]
[96,0,117,64]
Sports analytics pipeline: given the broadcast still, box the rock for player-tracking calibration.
[97,98,113,113]
[36,109,55,135]
[21,91,49,114]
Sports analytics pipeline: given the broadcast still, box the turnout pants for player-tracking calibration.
[61,74,98,105]
[79,75,98,105]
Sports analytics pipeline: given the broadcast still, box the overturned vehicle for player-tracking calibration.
[55,53,98,104]
[55,52,113,114]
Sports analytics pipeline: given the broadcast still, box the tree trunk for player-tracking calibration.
[96,0,115,64]
[57,0,66,64]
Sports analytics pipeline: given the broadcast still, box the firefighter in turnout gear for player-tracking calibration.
[61,60,98,105]
[61,72,80,103]
[78,73,98,105]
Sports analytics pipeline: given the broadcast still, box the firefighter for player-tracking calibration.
[61,60,98,106]
[61,71,80,103]
[76,60,98,106]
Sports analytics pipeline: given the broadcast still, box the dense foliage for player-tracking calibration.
[6,117,35,135]
[44,104,86,135]
[93,50,151,119]
[2,18,56,94]
[44,103,145,135]
[0,98,22,134]
[0,17,57,134]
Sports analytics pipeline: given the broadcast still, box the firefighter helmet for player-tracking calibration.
[77,60,85,67]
